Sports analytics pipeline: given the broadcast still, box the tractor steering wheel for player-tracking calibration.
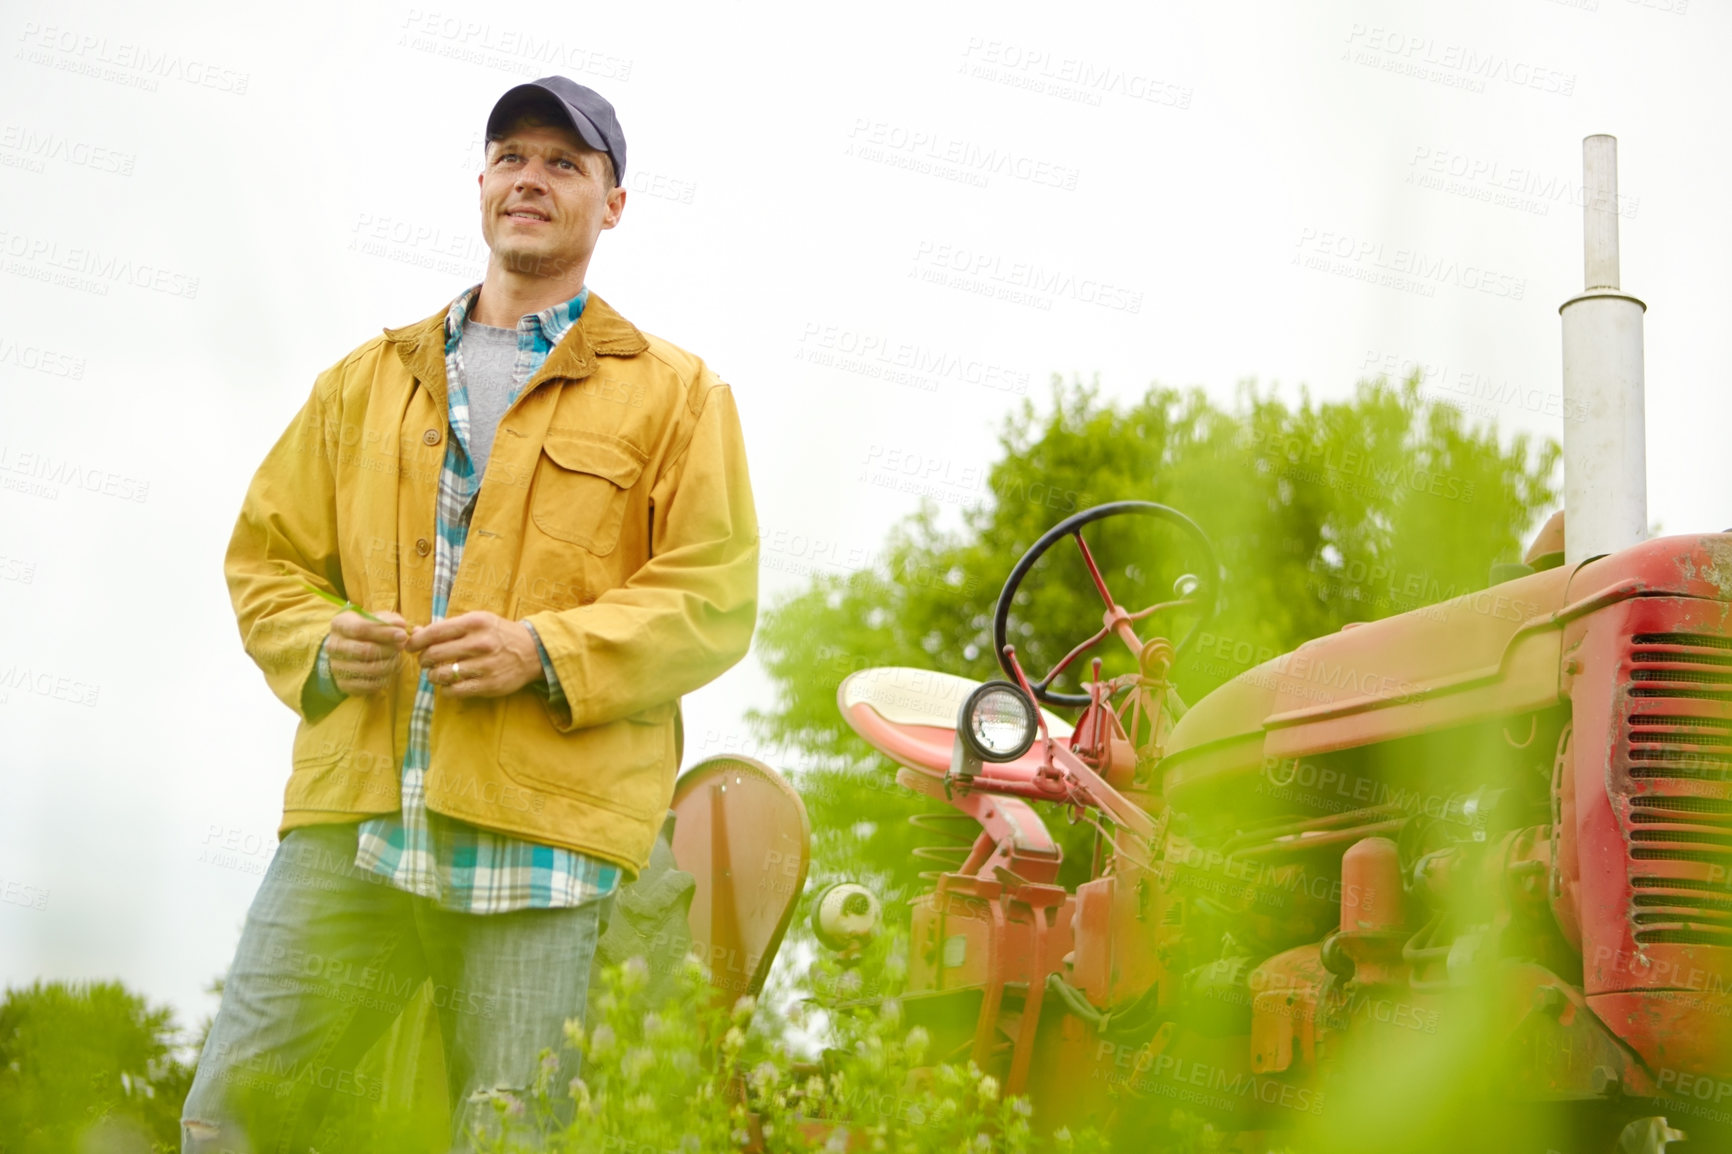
[992,501,1221,708]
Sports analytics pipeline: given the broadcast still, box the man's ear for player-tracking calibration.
[603,186,627,230]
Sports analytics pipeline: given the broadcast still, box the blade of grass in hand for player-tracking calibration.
[300,580,386,624]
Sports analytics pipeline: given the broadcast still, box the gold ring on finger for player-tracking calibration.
[452,662,462,681]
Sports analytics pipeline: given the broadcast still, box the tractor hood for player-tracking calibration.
[1160,534,1732,807]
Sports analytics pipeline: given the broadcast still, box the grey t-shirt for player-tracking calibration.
[459,320,519,479]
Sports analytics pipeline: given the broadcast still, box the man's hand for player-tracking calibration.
[406,611,543,698]
[327,610,413,696]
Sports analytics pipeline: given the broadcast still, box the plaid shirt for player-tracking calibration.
[322,284,621,913]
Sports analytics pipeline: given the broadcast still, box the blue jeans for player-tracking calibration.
[180,823,607,1153]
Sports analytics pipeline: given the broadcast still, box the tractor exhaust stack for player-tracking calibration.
[1559,134,1648,564]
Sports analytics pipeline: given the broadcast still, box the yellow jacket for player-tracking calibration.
[224,293,758,874]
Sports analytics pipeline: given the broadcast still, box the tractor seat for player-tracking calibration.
[838,666,1074,780]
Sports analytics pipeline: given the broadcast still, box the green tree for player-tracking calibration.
[749,374,1559,902]
[0,980,196,1153]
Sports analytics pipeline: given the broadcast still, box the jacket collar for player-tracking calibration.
[383,290,649,401]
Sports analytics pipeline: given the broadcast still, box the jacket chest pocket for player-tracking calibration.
[529,430,648,556]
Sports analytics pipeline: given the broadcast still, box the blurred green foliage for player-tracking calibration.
[0,980,195,1153]
[750,374,1559,903]
[469,956,1112,1153]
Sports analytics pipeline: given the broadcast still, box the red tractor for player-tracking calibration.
[835,512,1731,1151]
[812,137,1730,1151]
[547,135,1721,1151]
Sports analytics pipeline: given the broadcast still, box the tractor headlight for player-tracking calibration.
[813,882,882,951]
[958,681,1039,764]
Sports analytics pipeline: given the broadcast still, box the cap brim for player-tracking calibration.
[486,83,609,156]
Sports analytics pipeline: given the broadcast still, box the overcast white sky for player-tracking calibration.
[2,0,1727,1034]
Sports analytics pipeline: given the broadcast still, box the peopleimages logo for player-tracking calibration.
[1294,228,1525,300]
[0,875,50,910]
[0,336,85,379]
[15,22,250,94]
[797,321,1030,396]
[0,662,101,707]
[0,125,136,175]
[1090,1042,1325,1115]
[1360,348,1590,426]
[957,38,1194,110]
[1407,146,1639,220]
[845,119,1081,191]
[0,229,199,300]
[1341,25,1575,97]
[911,240,1143,314]
[0,443,150,503]
[396,9,632,81]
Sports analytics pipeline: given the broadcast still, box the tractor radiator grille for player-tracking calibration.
[1629,876,1732,946]
[1625,632,1732,781]
[1620,631,1732,948]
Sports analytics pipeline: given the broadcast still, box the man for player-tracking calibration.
[183,76,758,1151]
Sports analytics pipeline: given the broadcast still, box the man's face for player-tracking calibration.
[478,119,625,280]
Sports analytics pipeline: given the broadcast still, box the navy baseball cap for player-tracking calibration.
[486,76,626,186]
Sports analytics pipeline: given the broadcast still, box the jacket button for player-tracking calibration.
[415,538,432,556]
[423,428,442,446]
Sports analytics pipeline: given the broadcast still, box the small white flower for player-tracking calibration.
[978,1074,999,1103]
[621,956,650,991]
[623,1046,655,1078]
